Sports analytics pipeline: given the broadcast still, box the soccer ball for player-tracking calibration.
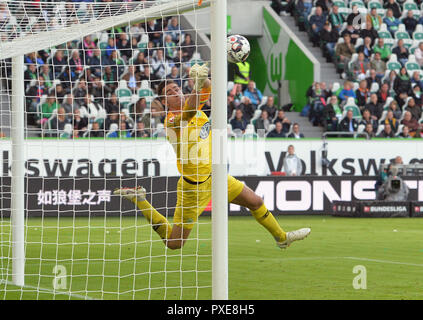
[227,35,250,64]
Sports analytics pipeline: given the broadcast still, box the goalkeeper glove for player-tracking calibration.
[190,63,209,92]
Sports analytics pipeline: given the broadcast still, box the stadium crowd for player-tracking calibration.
[271,0,423,138]
[1,0,203,139]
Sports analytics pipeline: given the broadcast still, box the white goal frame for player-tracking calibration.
[3,0,228,300]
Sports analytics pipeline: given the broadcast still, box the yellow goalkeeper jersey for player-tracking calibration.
[164,88,211,182]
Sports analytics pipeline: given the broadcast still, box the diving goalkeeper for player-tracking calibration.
[114,63,310,250]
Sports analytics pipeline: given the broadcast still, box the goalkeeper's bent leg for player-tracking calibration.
[135,199,173,240]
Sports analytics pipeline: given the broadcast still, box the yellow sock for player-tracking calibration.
[251,204,286,242]
[134,199,172,240]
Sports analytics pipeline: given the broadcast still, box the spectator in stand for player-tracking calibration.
[87,48,103,77]
[273,110,292,133]
[105,37,117,58]
[69,49,84,78]
[329,5,344,34]
[164,34,177,61]
[366,8,382,31]
[116,33,132,62]
[315,0,331,13]
[181,33,195,61]
[323,95,342,131]
[309,6,327,46]
[146,19,163,47]
[288,123,305,138]
[355,79,370,109]
[398,125,412,138]
[134,51,148,74]
[377,123,395,138]
[90,75,112,103]
[373,38,391,62]
[338,81,356,103]
[168,66,182,88]
[131,97,147,122]
[341,23,360,46]
[320,21,339,58]
[366,68,382,88]
[254,110,271,135]
[402,10,418,37]
[108,121,132,138]
[121,65,141,93]
[394,67,412,96]
[297,0,313,25]
[88,121,104,138]
[360,109,378,132]
[364,123,376,138]
[61,94,76,115]
[228,96,237,120]
[41,94,59,124]
[360,20,379,46]
[260,96,277,119]
[50,107,72,136]
[238,96,255,122]
[40,64,53,90]
[105,93,119,115]
[365,93,383,120]
[54,84,66,104]
[151,49,170,79]
[383,9,401,36]
[335,33,355,77]
[401,111,419,136]
[233,60,250,91]
[307,81,330,125]
[283,145,303,176]
[411,71,423,90]
[183,78,195,95]
[346,5,360,27]
[132,121,150,138]
[338,109,359,133]
[377,82,390,105]
[357,36,373,61]
[167,16,183,42]
[412,84,423,106]
[24,64,38,90]
[139,103,164,135]
[405,97,422,120]
[384,110,399,133]
[384,0,401,19]
[414,42,423,67]
[81,35,96,62]
[388,100,402,119]
[370,52,387,79]
[230,108,248,133]
[387,70,397,89]
[267,121,286,138]
[243,81,263,107]
[72,108,88,136]
[104,111,119,132]
[392,39,409,67]
[140,65,160,91]
[73,78,88,107]
[351,52,370,81]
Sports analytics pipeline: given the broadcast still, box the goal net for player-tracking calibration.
[0,0,227,300]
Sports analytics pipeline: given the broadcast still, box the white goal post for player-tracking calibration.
[0,0,228,300]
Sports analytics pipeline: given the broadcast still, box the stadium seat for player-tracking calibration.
[344,98,362,119]
[370,82,379,93]
[60,124,73,139]
[153,123,167,138]
[137,80,155,106]
[378,24,393,41]
[394,24,411,40]
[227,124,236,138]
[367,0,382,9]
[357,124,365,133]
[189,52,204,66]
[412,25,423,41]
[227,81,234,92]
[333,0,347,8]
[116,80,132,107]
[350,0,365,8]
[243,124,258,139]
[386,54,401,73]
[137,34,149,50]
[403,0,418,11]
[405,55,420,77]
[383,97,394,110]
[250,109,262,124]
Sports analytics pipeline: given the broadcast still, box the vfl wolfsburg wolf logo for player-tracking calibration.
[199,121,211,139]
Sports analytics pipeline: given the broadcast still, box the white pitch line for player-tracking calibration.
[344,257,423,268]
[0,280,97,300]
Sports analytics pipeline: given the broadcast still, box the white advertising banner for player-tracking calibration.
[0,139,422,177]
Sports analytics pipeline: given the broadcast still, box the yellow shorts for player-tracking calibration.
[173,175,244,230]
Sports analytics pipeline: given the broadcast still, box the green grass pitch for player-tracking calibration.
[1,216,423,300]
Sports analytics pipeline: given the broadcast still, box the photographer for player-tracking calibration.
[377,166,409,201]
